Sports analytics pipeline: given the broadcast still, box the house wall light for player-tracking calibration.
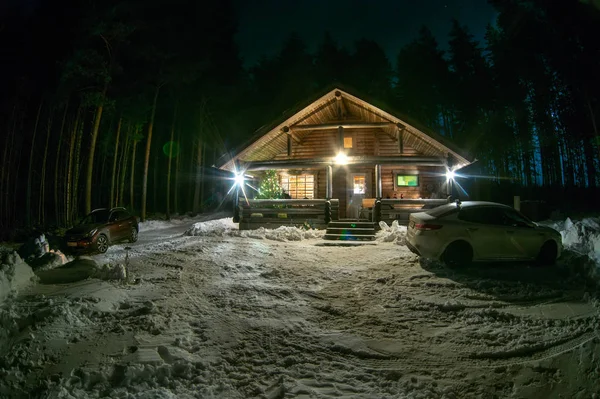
[234,173,245,186]
[335,152,349,165]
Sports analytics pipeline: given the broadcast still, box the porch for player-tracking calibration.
[233,197,451,230]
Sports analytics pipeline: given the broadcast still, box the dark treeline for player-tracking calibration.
[1,0,599,236]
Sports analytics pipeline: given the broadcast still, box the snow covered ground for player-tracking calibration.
[1,215,599,398]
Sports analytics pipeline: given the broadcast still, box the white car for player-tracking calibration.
[406,201,562,267]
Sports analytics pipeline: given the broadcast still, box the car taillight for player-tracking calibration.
[414,223,443,231]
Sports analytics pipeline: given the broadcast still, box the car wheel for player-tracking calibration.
[442,241,473,268]
[96,234,109,254]
[129,227,138,243]
[537,241,557,266]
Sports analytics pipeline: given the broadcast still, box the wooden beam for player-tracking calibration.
[335,91,348,119]
[291,122,395,131]
[397,124,406,154]
[281,126,301,144]
[243,156,445,171]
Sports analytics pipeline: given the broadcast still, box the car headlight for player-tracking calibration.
[84,228,98,238]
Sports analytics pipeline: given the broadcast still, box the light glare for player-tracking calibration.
[335,152,348,165]
[234,173,245,186]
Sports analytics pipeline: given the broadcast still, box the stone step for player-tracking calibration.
[323,233,375,241]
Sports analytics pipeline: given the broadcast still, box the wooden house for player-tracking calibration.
[218,87,473,230]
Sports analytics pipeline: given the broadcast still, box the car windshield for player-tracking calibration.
[425,203,459,217]
[80,210,109,224]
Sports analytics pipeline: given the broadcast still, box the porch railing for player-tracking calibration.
[234,198,339,230]
[367,198,452,225]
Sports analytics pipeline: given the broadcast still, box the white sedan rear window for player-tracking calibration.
[424,203,459,217]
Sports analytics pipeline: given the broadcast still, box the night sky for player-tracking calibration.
[234,0,498,67]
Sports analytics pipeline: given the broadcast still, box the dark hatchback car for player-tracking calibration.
[65,207,139,253]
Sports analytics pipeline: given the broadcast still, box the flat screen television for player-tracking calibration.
[396,175,419,187]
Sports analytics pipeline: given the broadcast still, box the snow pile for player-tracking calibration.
[17,233,68,271]
[541,217,600,282]
[139,217,192,232]
[17,233,50,262]
[239,225,325,241]
[0,248,36,305]
[184,218,238,236]
[185,218,325,241]
[93,263,128,281]
[376,220,407,243]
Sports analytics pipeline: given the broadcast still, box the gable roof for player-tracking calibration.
[218,85,473,171]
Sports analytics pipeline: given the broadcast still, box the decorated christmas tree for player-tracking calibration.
[256,170,283,199]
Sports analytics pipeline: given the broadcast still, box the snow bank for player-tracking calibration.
[93,263,128,281]
[184,218,238,236]
[376,220,407,243]
[239,225,325,241]
[0,248,36,305]
[542,217,600,282]
[185,218,325,241]
[139,217,193,232]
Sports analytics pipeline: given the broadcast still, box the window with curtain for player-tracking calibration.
[280,174,315,199]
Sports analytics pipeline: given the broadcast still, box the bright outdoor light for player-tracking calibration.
[234,173,245,186]
[446,170,456,180]
[335,152,349,165]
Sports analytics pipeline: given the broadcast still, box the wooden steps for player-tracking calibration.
[324,220,376,241]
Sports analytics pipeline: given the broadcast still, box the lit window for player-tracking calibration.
[343,136,353,149]
[353,175,366,194]
[280,174,315,199]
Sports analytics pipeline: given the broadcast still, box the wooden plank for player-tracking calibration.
[291,122,395,131]
[242,208,326,215]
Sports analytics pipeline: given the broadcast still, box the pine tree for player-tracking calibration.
[256,170,283,199]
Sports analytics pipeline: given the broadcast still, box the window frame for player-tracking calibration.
[279,173,316,199]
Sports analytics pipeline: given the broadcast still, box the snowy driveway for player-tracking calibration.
[3,217,600,398]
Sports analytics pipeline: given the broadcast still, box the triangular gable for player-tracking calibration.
[219,87,472,171]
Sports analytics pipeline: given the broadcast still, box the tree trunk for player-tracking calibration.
[141,84,161,222]
[586,97,599,188]
[54,101,68,227]
[0,106,16,229]
[174,129,181,216]
[85,85,107,215]
[193,139,203,213]
[26,101,43,227]
[153,152,158,213]
[187,139,195,212]
[39,112,53,226]
[166,103,178,220]
[110,117,122,208]
[130,137,138,212]
[66,107,81,226]
[117,123,131,207]
[72,111,84,222]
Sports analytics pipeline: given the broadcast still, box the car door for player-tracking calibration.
[501,208,544,259]
[107,210,124,241]
[458,206,512,260]
[118,210,135,238]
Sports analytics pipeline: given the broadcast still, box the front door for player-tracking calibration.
[347,173,367,219]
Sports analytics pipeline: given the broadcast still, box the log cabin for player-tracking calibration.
[217,86,473,231]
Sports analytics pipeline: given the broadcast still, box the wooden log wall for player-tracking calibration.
[381,165,445,200]
[273,128,423,160]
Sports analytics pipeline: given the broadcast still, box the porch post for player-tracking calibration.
[375,164,382,198]
[326,164,333,199]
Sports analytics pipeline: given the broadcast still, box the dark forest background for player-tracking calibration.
[1,0,599,237]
